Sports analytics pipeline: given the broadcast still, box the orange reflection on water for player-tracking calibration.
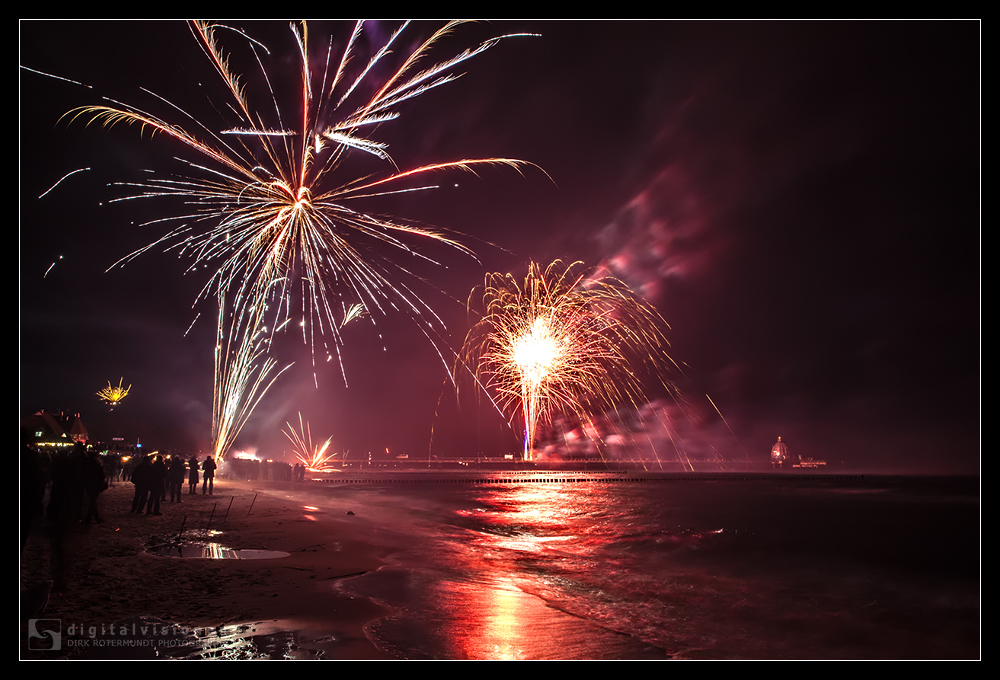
[439,481,610,659]
[301,505,321,522]
[439,577,530,660]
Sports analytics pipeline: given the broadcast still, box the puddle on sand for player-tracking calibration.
[147,533,289,559]
[152,542,290,559]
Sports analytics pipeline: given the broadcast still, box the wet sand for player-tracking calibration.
[20,478,394,659]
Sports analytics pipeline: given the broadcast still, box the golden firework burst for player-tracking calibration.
[97,378,131,408]
[459,260,673,460]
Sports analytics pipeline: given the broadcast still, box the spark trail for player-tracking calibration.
[212,295,290,460]
[283,412,338,473]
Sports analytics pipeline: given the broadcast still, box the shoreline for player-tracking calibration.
[22,472,980,659]
[20,478,395,659]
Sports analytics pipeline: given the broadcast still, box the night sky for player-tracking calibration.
[19,20,980,473]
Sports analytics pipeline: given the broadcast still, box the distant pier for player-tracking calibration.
[314,468,863,485]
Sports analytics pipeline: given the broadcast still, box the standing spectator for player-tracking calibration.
[130,455,152,513]
[202,456,217,495]
[146,455,167,515]
[188,456,199,494]
[168,456,187,503]
[82,449,106,523]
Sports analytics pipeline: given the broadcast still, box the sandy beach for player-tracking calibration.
[20,477,395,659]
[22,473,980,660]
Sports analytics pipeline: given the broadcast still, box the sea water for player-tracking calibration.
[320,475,978,659]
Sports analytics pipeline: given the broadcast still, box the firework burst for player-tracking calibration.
[69,20,538,383]
[459,260,673,460]
[44,20,538,458]
[283,412,338,473]
[97,377,131,409]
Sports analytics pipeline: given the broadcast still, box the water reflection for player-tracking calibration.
[349,476,980,659]
[358,480,673,659]
[151,541,290,559]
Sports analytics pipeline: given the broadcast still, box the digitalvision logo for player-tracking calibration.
[28,619,61,651]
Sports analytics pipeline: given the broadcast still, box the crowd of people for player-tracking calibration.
[218,457,307,482]
[125,453,217,515]
[22,444,313,531]
[21,442,316,602]
[21,443,221,525]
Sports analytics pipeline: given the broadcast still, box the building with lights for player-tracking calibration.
[22,409,90,450]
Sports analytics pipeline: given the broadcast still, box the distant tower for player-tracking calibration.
[771,436,788,469]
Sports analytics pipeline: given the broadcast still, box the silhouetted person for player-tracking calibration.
[147,455,167,514]
[130,456,151,513]
[82,449,106,523]
[188,456,200,494]
[168,456,186,503]
[103,453,121,487]
[21,443,45,552]
[122,455,138,482]
[202,456,216,495]
[45,442,86,590]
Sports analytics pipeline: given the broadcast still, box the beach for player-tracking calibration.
[21,473,980,660]
[20,478,394,659]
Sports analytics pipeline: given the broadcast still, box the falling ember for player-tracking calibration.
[97,378,131,409]
[43,255,64,278]
[283,412,338,473]
[459,260,674,461]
